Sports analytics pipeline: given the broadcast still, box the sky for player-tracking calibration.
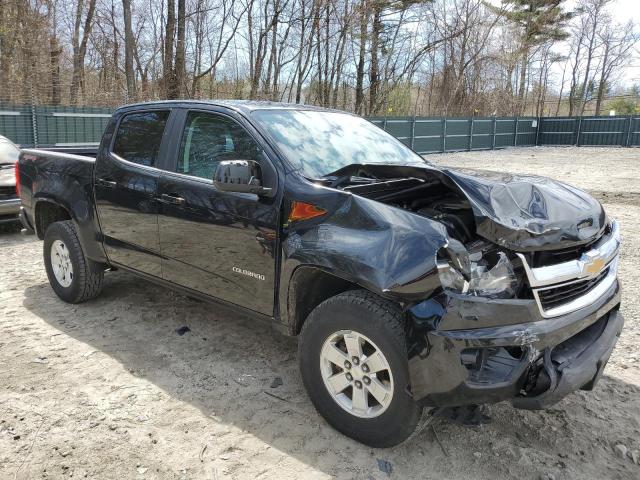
[572,0,640,84]
[487,0,640,86]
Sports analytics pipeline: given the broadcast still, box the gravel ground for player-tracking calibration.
[1,146,639,480]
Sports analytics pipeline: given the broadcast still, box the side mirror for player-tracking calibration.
[213,160,272,195]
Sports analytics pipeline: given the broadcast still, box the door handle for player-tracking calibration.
[96,178,117,188]
[159,193,186,206]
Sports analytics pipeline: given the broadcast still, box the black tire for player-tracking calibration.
[43,220,104,303]
[298,290,422,447]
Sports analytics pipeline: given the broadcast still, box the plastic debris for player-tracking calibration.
[175,326,191,336]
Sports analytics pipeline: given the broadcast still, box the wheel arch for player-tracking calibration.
[33,196,108,266]
[286,265,386,336]
[34,199,73,239]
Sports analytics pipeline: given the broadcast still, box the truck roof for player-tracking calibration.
[115,99,347,116]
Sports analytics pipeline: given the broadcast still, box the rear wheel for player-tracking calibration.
[43,221,104,303]
[299,290,421,447]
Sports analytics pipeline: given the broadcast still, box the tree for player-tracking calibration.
[354,0,368,114]
[70,0,98,104]
[575,0,610,115]
[606,97,637,115]
[594,20,639,115]
[494,0,572,114]
[122,0,136,98]
[0,0,637,115]
[163,0,176,98]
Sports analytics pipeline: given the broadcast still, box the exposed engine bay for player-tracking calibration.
[320,173,475,244]
[316,161,607,252]
[316,168,536,300]
[313,160,610,303]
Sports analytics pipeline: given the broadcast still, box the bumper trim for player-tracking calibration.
[512,308,623,410]
[0,197,20,218]
[408,279,621,408]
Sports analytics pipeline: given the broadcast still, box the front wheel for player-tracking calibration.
[298,290,422,447]
[43,220,104,303]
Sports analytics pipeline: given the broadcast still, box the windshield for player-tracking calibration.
[251,110,427,178]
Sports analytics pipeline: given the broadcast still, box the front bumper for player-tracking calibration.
[0,197,20,223]
[407,275,622,409]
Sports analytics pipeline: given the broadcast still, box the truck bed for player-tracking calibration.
[39,146,99,158]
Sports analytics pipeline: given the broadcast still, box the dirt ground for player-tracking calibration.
[1,146,639,480]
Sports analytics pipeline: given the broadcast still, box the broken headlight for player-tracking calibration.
[437,239,519,298]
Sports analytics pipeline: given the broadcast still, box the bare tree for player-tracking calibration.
[594,20,639,115]
[70,0,98,104]
[122,0,136,98]
[0,0,637,115]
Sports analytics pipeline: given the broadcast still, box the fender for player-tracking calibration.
[277,174,451,331]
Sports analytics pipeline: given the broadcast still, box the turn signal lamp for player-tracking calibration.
[288,201,327,223]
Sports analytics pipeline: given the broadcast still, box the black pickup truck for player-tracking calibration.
[17,101,622,447]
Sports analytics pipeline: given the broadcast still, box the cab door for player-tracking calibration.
[94,109,172,277]
[157,109,280,316]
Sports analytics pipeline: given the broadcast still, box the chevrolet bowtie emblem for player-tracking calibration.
[583,255,606,276]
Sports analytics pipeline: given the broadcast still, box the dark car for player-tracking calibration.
[16,101,622,447]
[0,135,21,224]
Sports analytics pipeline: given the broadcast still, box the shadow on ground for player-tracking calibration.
[20,271,640,479]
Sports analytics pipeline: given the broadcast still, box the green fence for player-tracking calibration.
[537,116,640,147]
[0,104,112,147]
[0,104,639,151]
[368,116,539,154]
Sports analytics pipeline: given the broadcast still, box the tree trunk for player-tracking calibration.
[369,4,381,114]
[264,1,278,99]
[0,0,6,101]
[322,2,330,106]
[122,0,136,99]
[555,60,568,116]
[49,36,62,105]
[594,41,610,116]
[163,0,176,98]
[171,0,186,99]
[294,0,307,103]
[354,0,367,115]
[110,2,119,95]
[517,47,529,116]
[70,0,97,105]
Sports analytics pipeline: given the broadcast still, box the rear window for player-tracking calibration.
[112,111,170,166]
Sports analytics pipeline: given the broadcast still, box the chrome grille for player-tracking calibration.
[530,235,602,267]
[537,267,610,311]
[517,220,620,318]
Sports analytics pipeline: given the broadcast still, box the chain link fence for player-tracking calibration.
[0,103,639,151]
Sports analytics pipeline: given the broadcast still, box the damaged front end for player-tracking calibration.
[399,177,623,409]
[407,281,622,409]
[283,161,622,410]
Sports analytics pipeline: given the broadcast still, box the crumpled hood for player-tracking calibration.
[440,167,607,251]
[319,162,607,251]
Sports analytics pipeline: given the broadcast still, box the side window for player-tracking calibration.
[177,111,261,180]
[112,111,170,166]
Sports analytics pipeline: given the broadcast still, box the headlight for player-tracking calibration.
[438,240,519,298]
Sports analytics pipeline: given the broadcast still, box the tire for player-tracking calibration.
[298,289,421,447]
[43,220,104,303]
